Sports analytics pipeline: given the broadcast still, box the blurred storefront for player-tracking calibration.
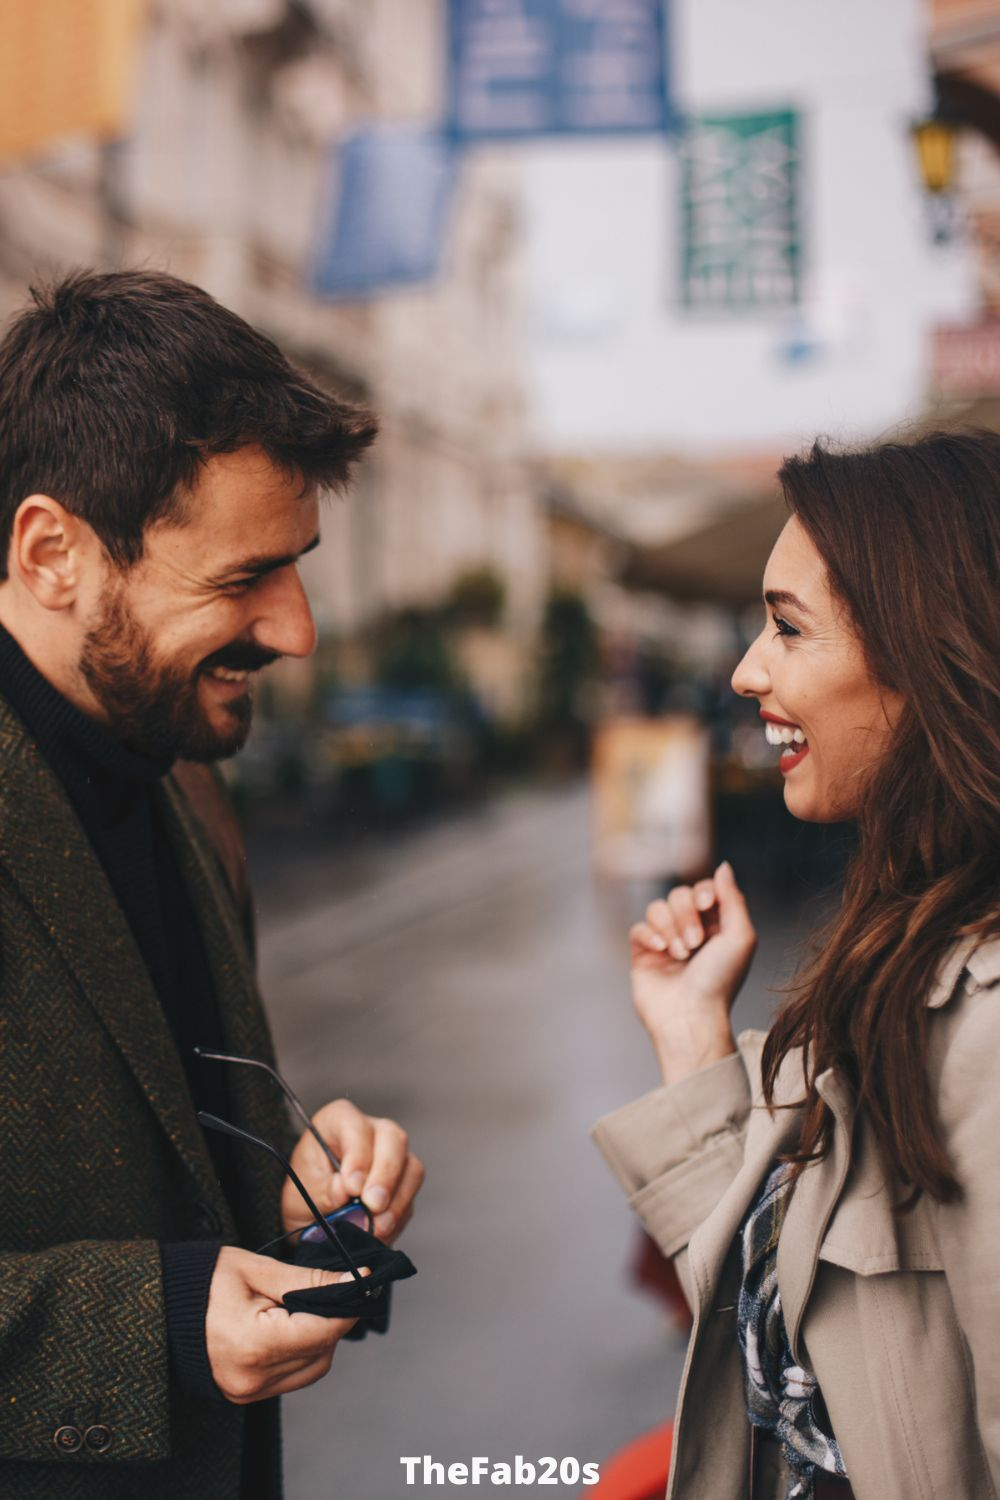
[924,0,1000,422]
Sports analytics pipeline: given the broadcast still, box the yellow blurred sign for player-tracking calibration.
[592,715,712,882]
[0,0,146,164]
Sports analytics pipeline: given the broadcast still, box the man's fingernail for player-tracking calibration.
[363,1185,389,1212]
[670,939,689,960]
[696,889,714,909]
[375,1211,395,1236]
[338,1271,354,1283]
[348,1172,365,1194]
[685,926,702,947]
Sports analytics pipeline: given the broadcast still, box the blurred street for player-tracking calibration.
[253,783,831,1500]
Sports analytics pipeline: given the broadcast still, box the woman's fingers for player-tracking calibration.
[629,920,668,956]
[644,878,723,960]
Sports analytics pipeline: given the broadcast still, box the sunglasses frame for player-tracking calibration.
[194,1046,376,1276]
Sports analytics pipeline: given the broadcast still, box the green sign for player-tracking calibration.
[680,109,800,311]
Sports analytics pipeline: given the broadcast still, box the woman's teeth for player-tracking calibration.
[764,723,807,747]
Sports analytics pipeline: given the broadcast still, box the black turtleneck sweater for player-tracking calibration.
[0,624,233,1403]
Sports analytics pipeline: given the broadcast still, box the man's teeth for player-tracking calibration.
[207,667,250,683]
[764,723,807,747]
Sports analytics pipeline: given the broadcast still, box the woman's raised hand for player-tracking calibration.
[630,861,757,1086]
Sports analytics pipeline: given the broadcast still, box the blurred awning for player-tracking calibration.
[0,0,146,165]
[620,487,788,606]
[542,451,786,610]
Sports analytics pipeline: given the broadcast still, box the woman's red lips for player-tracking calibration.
[760,710,800,727]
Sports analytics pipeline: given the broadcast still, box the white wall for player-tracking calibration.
[521,0,977,456]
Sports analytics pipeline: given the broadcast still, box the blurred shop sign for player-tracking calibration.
[0,0,146,164]
[313,128,457,299]
[932,320,1000,397]
[592,716,711,882]
[446,0,672,140]
[680,110,801,312]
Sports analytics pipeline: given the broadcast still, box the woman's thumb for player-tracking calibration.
[714,861,753,937]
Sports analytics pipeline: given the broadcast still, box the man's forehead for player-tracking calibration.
[146,450,319,572]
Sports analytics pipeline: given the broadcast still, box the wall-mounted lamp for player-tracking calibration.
[911,112,959,241]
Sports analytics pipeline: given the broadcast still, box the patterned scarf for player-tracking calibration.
[737,1162,848,1500]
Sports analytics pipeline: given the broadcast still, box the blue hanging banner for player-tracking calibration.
[447,0,672,141]
[312,127,458,300]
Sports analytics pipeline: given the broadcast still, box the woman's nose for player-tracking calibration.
[731,634,769,698]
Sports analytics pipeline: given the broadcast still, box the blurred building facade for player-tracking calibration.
[0,0,545,723]
[926,0,1000,424]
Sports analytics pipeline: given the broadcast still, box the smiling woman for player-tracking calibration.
[593,431,1000,1500]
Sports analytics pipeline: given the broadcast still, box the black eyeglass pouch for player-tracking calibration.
[284,1219,416,1339]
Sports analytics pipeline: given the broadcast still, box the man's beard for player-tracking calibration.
[79,583,279,763]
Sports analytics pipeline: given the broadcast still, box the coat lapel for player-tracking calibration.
[0,700,221,1205]
[159,775,290,1245]
[685,1032,804,1320]
[776,1067,854,1363]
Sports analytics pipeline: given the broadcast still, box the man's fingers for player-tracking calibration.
[359,1119,411,1217]
[312,1099,374,1197]
[374,1152,424,1237]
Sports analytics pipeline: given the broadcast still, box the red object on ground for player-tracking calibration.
[589,1421,674,1500]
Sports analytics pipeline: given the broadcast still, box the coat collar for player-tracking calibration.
[0,692,276,1223]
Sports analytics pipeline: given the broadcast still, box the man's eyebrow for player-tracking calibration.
[764,588,814,618]
[212,533,321,582]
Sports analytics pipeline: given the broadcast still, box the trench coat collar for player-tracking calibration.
[0,692,261,1218]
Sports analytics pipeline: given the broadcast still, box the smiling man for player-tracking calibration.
[0,271,422,1500]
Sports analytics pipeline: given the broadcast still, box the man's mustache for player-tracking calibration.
[200,643,282,673]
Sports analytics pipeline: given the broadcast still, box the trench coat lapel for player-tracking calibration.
[776,1067,854,1363]
[684,1034,804,1320]
[0,699,221,1205]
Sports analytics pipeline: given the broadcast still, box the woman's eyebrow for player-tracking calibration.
[764,588,814,618]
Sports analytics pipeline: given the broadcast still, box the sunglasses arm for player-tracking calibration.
[197,1111,369,1291]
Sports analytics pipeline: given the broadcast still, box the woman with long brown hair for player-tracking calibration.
[592,431,1000,1500]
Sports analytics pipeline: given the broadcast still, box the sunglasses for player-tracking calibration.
[194,1046,378,1297]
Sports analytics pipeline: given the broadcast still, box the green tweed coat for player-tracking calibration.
[0,692,294,1498]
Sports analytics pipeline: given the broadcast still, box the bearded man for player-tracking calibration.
[0,270,423,1500]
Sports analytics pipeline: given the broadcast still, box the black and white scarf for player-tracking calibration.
[737,1161,849,1500]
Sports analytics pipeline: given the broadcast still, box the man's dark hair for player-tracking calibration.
[0,268,378,577]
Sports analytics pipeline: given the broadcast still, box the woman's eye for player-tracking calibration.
[771,613,798,639]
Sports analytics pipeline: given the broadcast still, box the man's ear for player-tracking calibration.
[8,496,96,610]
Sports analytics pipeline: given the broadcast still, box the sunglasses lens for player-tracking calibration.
[301,1201,372,1243]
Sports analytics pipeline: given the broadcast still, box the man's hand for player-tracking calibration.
[205,1246,366,1404]
[281,1101,424,1242]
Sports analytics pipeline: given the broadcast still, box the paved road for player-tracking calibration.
[250,784,827,1500]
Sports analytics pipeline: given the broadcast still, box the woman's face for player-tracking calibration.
[730,515,904,822]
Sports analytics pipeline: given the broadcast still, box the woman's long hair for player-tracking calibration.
[761,431,1000,1204]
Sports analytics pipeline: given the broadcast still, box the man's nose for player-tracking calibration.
[252,568,318,660]
[731,632,769,699]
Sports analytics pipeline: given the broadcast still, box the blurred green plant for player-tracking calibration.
[443,565,507,628]
[373,606,458,691]
[532,589,600,770]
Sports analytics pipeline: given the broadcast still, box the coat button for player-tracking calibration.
[84,1424,113,1453]
[53,1425,82,1454]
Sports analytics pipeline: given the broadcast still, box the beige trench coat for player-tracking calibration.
[592,932,1000,1500]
